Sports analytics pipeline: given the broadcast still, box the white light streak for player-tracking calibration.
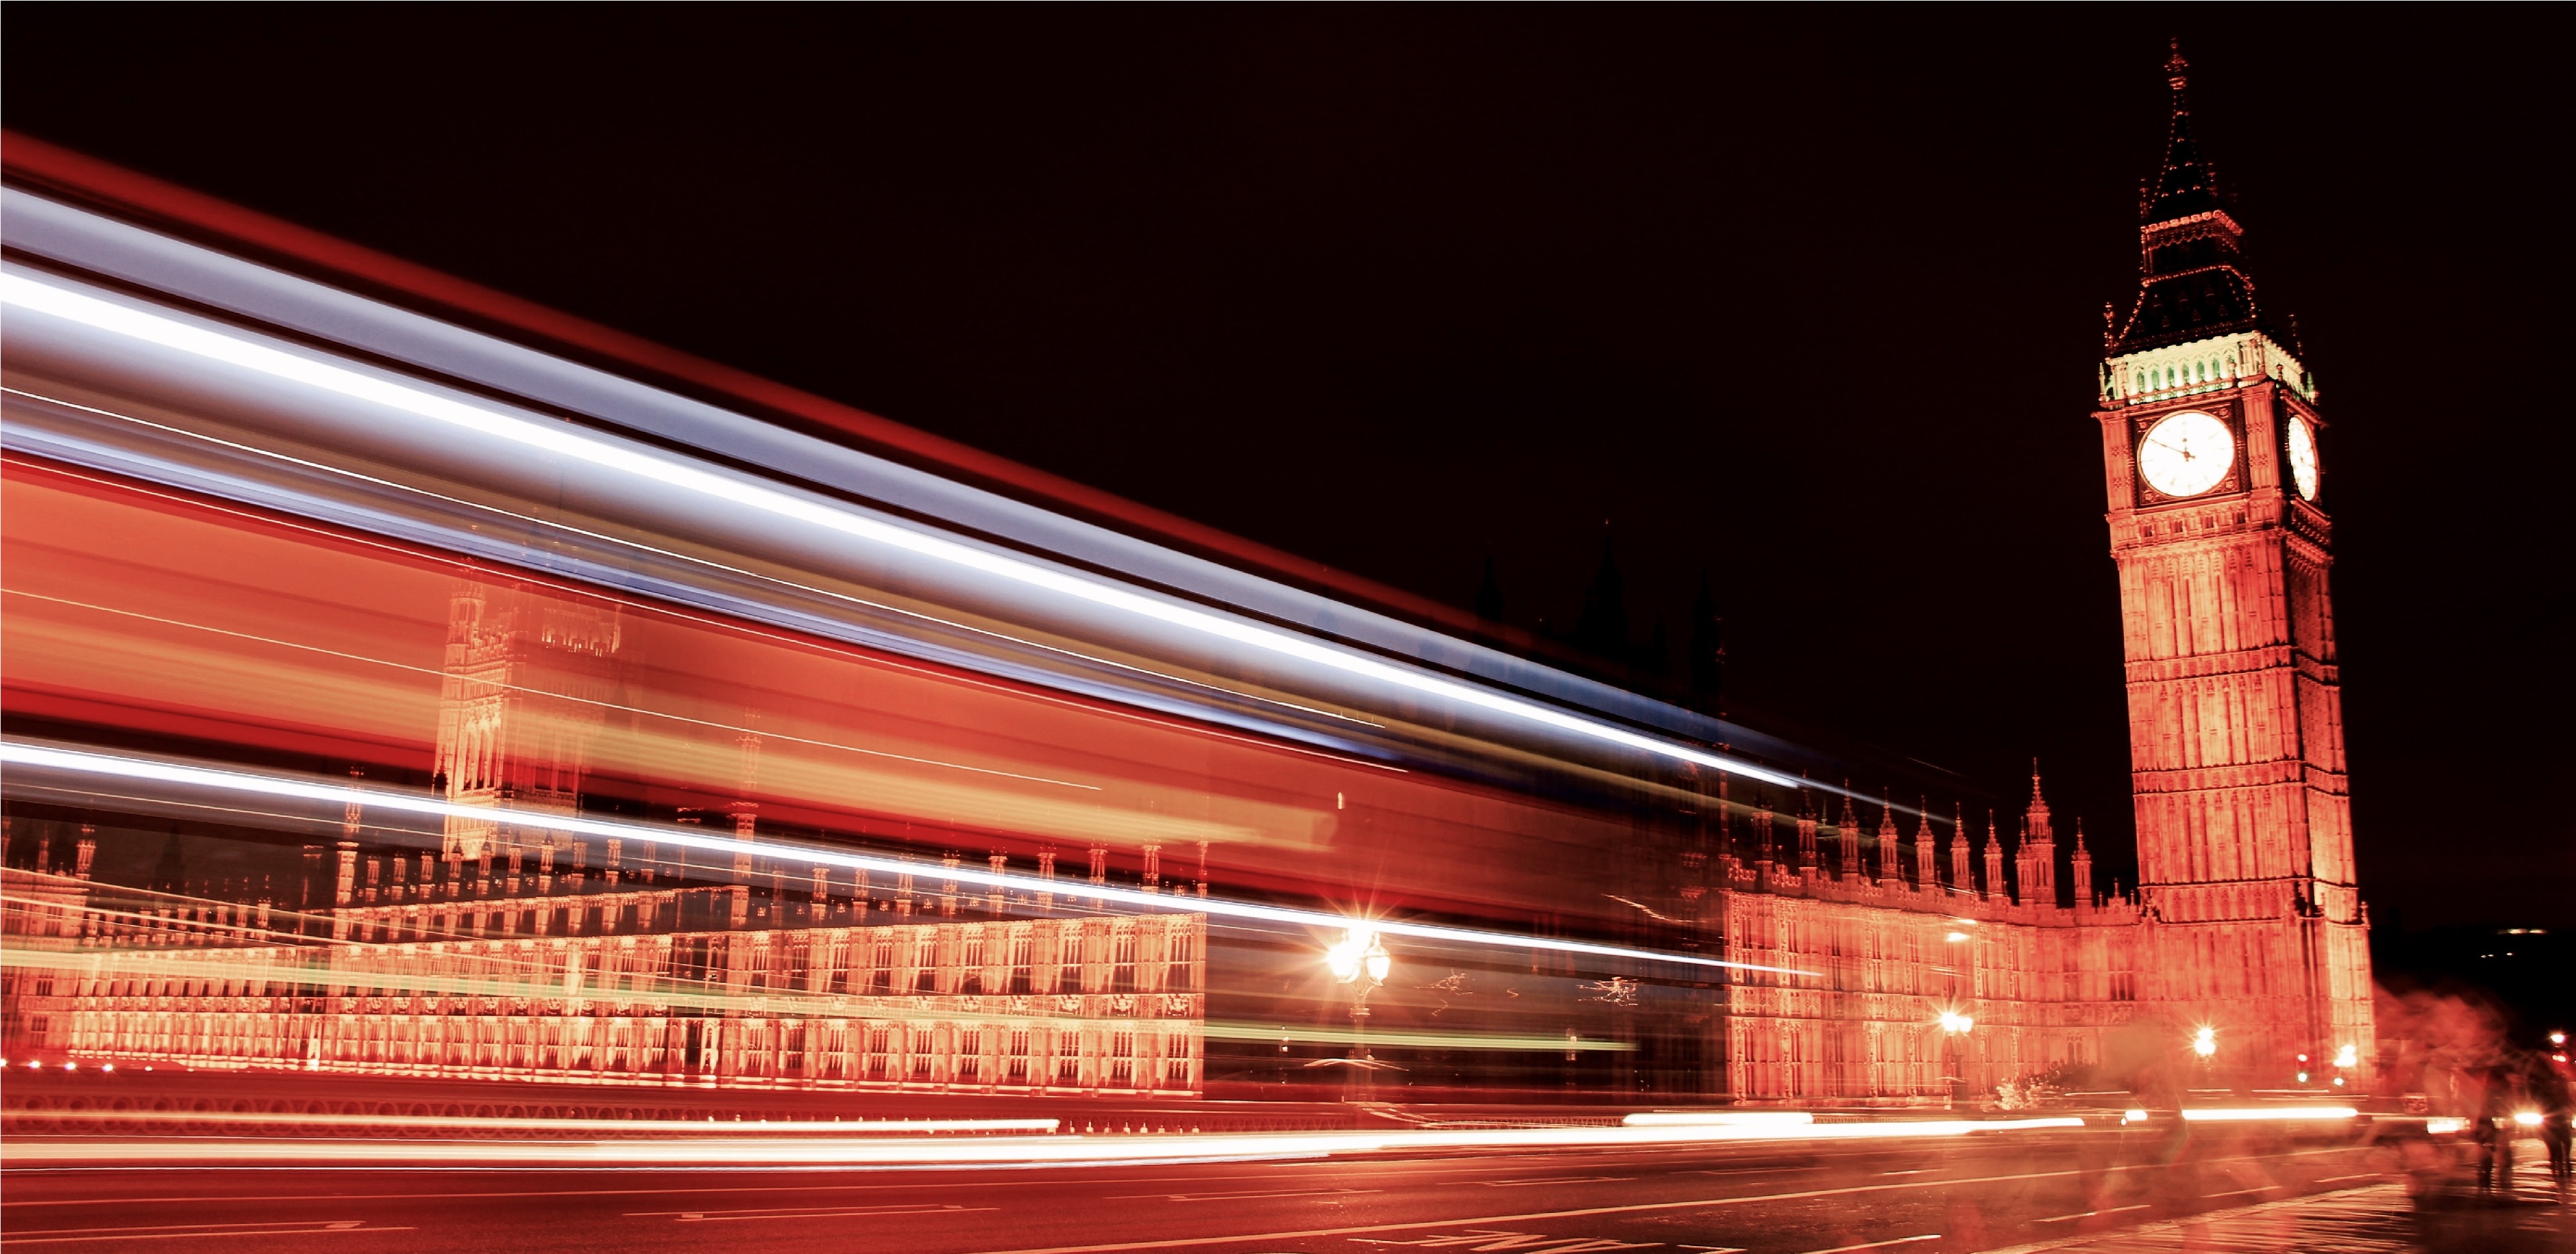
[0,742,1817,976]
[0,1115,2092,1168]
[2176,1106,2357,1123]
[0,273,1803,791]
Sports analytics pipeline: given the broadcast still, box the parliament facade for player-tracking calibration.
[0,49,2370,1104]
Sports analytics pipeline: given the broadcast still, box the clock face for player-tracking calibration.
[2137,410,2236,498]
[2286,414,2319,501]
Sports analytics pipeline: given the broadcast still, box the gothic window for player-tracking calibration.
[1110,1030,1135,1086]
[912,933,938,993]
[1111,928,1138,993]
[1008,929,1034,995]
[1008,1029,1030,1081]
[958,1029,981,1081]
[960,929,986,994]
[1165,927,1196,992]
[870,937,893,993]
[1058,1030,1082,1084]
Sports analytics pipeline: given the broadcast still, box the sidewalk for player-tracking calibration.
[1980,1145,2574,1254]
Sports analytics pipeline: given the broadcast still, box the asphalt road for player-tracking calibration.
[0,1128,2400,1253]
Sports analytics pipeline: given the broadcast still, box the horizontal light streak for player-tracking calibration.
[1622,1111,1816,1127]
[2,394,1391,749]
[3,937,1639,1050]
[1,585,1099,792]
[0,743,1819,976]
[0,272,1803,791]
[2176,1106,2357,1123]
[0,1109,1056,1135]
[0,1115,2092,1168]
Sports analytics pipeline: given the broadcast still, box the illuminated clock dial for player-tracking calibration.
[2285,414,2319,501]
[2137,410,2235,498]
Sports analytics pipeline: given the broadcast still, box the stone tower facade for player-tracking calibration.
[2092,43,2373,1077]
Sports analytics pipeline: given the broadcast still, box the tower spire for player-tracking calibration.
[2108,40,2274,360]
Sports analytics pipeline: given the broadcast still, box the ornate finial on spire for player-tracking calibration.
[2030,758,2045,805]
[2164,37,2190,94]
[2074,818,2089,851]
[1985,808,2002,848]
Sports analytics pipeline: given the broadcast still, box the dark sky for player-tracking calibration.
[6,8,2567,929]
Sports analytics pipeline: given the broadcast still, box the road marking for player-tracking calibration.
[1478,1177,1634,1188]
[1111,1188,1381,1202]
[628,1203,995,1221]
[954,1167,2087,1253]
[2032,1204,2148,1223]
[1,1221,409,1246]
[1797,1238,1937,1254]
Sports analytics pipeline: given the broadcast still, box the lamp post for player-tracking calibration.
[1939,1009,1974,1106]
[1326,927,1391,1100]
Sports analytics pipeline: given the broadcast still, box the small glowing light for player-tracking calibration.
[1939,1011,1974,1034]
[24,1060,40,1070]
[1945,931,1970,943]
[62,1061,77,1071]
[2425,1117,2467,1135]
[2296,1072,2309,1083]
[2333,1043,2358,1068]
[2551,1032,2568,1047]
[2123,1108,2149,1123]
[2192,1027,2217,1058]
[2516,1110,2544,1127]
[2296,1053,2309,1064]
[1326,927,1388,983]
[100,1063,114,1073]
[2332,1076,2346,1087]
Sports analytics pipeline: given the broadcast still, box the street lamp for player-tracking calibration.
[1939,1009,1974,1106]
[1326,926,1391,1099]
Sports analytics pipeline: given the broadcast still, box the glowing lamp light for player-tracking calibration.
[100,1063,114,1074]
[2551,1031,2568,1048]
[1326,928,1389,985]
[2192,1027,2218,1058]
[1945,931,1970,944]
[2334,1043,2359,1068]
[2296,1072,2310,1084]
[1938,1011,1974,1035]
[2516,1110,2544,1128]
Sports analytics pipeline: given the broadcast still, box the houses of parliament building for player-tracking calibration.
[0,47,2372,1104]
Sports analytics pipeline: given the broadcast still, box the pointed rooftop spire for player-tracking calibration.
[2110,39,2270,356]
[2030,758,2045,806]
[2145,38,2218,224]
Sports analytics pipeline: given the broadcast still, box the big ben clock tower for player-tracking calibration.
[2095,44,2373,1078]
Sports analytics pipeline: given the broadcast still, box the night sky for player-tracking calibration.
[5,9,2567,931]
